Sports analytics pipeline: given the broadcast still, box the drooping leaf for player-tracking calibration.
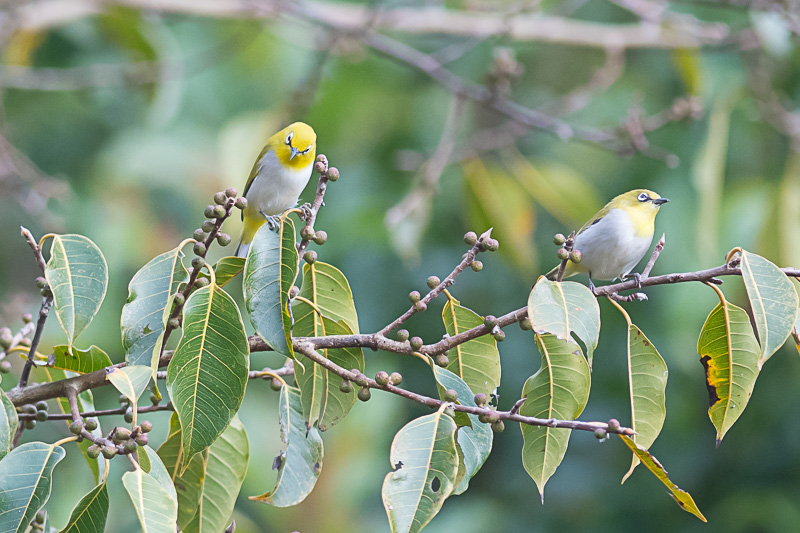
[107,365,153,404]
[57,481,109,533]
[44,234,108,349]
[0,388,17,461]
[298,261,360,333]
[520,334,591,500]
[619,435,707,522]
[243,218,298,359]
[698,300,760,445]
[431,365,493,495]
[140,446,177,503]
[441,297,500,398]
[250,386,323,507]
[622,325,668,482]
[381,405,460,533]
[212,256,246,287]
[528,278,600,366]
[738,249,799,366]
[52,345,112,374]
[122,467,178,533]
[156,413,204,529]
[121,245,189,370]
[167,284,249,470]
[0,442,66,533]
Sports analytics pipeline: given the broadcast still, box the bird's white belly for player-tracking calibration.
[572,208,652,280]
[245,150,313,218]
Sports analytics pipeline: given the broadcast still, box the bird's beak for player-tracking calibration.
[653,198,669,205]
[289,146,300,160]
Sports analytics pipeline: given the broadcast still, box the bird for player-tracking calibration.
[545,189,669,290]
[235,122,317,257]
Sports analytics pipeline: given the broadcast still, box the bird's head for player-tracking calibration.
[273,122,317,170]
[610,189,669,213]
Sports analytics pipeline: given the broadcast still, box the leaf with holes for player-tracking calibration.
[122,467,178,533]
[243,218,298,359]
[520,334,591,501]
[52,345,112,374]
[0,388,17,461]
[698,300,760,445]
[167,284,249,470]
[619,435,706,522]
[121,244,189,371]
[622,324,668,483]
[430,365,493,495]
[0,442,66,533]
[57,480,109,533]
[44,234,108,349]
[250,386,323,507]
[739,249,799,366]
[528,278,600,366]
[382,405,459,533]
[441,297,500,398]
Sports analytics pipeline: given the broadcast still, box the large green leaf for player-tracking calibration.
[122,467,178,533]
[739,249,799,366]
[212,256,245,288]
[382,406,460,533]
[166,284,249,470]
[528,278,600,366]
[0,442,66,533]
[698,300,760,445]
[57,481,109,533]
[250,386,323,507]
[622,324,668,482]
[441,297,500,398]
[293,310,364,431]
[182,417,249,533]
[430,365,493,495]
[140,446,177,503]
[121,245,189,370]
[0,389,17,461]
[156,413,204,529]
[520,334,591,500]
[619,435,706,522]
[107,365,153,413]
[52,345,112,374]
[243,218,298,359]
[298,261,359,333]
[44,234,108,349]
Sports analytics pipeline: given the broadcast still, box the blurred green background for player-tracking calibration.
[2,1,800,531]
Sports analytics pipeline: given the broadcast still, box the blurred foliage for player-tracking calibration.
[1,0,800,531]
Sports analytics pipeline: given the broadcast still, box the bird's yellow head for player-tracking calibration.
[609,189,669,211]
[271,122,317,170]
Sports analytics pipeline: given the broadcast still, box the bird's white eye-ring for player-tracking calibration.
[300,145,313,155]
[637,192,649,202]
[286,132,294,146]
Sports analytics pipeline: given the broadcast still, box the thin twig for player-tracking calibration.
[641,233,666,278]
[296,155,331,260]
[17,227,52,388]
[18,402,175,421]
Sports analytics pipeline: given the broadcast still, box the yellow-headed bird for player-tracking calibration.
[235,122,317,257]
[545,189,668,288]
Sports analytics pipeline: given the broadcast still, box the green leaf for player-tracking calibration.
[243,218,298,359]
[181,417,249,533]
[430,365,492,495]
[698,300,760,445]
[739,249,799,366]
[0,442,66,533]
[213,256,246,288]
[57,481,109,533]
[121,245,189,371]
[520,334,591,501]
[122,467,178,533]
[0,389,17,461]
[156,413,204,529]
[619,435,707,522]
[622,325,668,483]
[381,406,460,533]
[441,297,500,398]
[107,365,152,404]
[44,234,108,349]
[292,308,364,431]
[528,278,600,366]
[52,345,112,374]
[793,313,800,356]
[167,284,249,470]
[140,446,177,503]
[250,386,323,507]
[298,261,360,333]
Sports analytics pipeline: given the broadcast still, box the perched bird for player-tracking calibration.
[235,122,317,257]
[545,189,669,289]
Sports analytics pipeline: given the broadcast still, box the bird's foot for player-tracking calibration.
[260,211,282,232]
[588,278,597,295]
[299,203,313,221]
[632,272,642,289]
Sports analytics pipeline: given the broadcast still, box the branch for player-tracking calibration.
[17,228,52,388]
[296,155,332,260]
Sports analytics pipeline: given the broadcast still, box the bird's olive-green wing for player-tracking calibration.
[575,205,608,236]
[240,144,272,220]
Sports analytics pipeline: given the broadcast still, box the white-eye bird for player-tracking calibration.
[545,189,669,289]
[235,122,317,257]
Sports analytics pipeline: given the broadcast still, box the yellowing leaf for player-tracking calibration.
[442,297,500,398]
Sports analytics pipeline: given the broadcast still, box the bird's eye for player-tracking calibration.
[637,193,649,202]
[300,145,313,155]
[286,132,294,145]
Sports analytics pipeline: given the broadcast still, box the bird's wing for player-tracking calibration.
[241,144,272,220]
[575,206,607,236]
